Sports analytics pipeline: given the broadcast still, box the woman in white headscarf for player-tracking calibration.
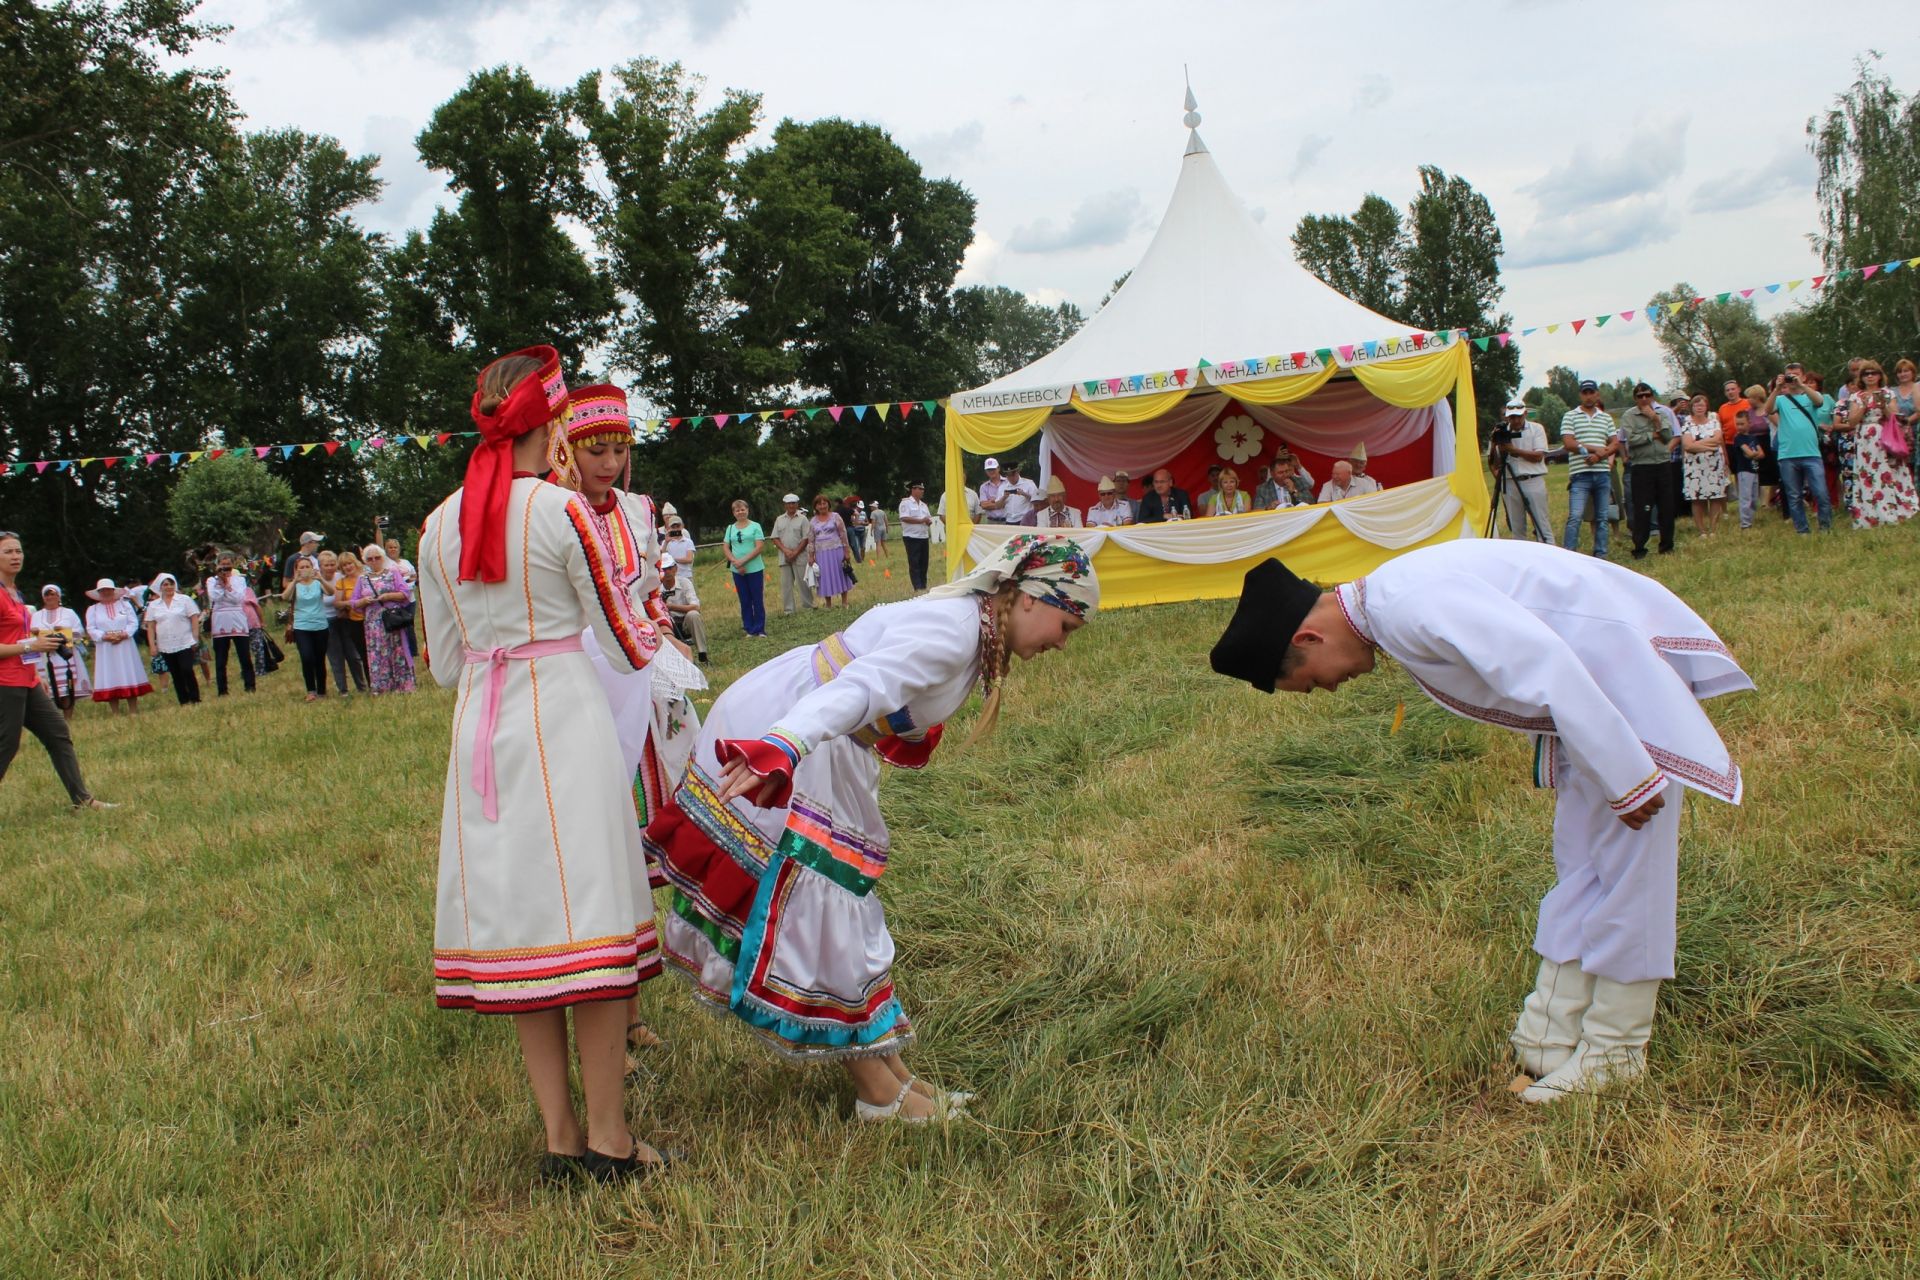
[84,579,149,714]
[30,585,90,718]
[644,532,1098,1122]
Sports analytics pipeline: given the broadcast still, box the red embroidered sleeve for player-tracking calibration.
[713,735,801,809]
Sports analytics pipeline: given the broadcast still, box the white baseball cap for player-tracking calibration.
[983,457,1000,470]
[657,554,676,571]
[782,493,800,504]
[1504,398,1526,413]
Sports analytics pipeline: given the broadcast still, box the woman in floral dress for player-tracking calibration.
[808,495,855,607]
[350,545,415,694]
[1844,360,1919,530]
[1679,395,1730,538]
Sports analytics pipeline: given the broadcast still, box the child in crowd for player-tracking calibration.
[1730,409,1766,530]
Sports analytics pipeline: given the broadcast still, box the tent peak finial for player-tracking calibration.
[1182,75,1206,154]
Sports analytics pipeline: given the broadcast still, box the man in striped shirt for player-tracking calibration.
[1560,379,1620,558]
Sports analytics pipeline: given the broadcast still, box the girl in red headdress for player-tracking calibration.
[417,348,675,1183]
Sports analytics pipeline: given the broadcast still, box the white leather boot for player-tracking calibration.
[1509,957,1595,1079]
[1520,977,1660,1104]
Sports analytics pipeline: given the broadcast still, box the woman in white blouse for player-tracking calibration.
[84,578,150,713]
[203,553,257,696]
[29,585,90,719]
[143,573,204,705]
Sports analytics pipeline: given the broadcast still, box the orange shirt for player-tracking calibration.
[334,571,365,622]
[1717,398,1751,433]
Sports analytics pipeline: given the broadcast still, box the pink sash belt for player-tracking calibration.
[464,635,584,821]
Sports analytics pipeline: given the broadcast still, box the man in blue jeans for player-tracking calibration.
[1560,379,1620,557]
[1764,364,1833,533]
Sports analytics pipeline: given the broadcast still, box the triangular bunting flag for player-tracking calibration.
[1546,324,1561,334]
[1315,348,1333,362]
[690,416,708,429]
[1337,345,1355,361]
[104,456,122,469]
[281,445,296,458]
[1496,333,1511,348]
[187,451,204,461]
[347,441,365,455]
[851,405,869,422]
[1473,337,1491,351]
[1907,257,1920,268]
[301,443,319,455]
[1765,283,1781,294]
[827,406,843,422]
[1595,315,1611,329]
[922,400,938,416]
[1410,334,1426,350]
[782,409,797,419]
[804,408,821,421]
[1083,381,1100,396]
[323,442,340,455]
[1521,327,1537,337]
[169,453,183,464]
[1196,358,1212,369]
[664,417,682,430]
[1690,296,1706,308]
[713,414,730,429]
[1812,275,1827,288]
[899,402,914,417]
[1713,292,1730,304]
[414,434,431,449]
[34,461,51,474]
[1882,259,1901,273]
[1740,288,1754,298]
[1290,351,1309,365]
[870,403,890,421]
[79,458,96,469]
[760,411,777,422]
[1620,310,1635,322]
[1786,279,1803,291]
[254,446,270,458]
[207,449,225,459]
[1362,340,1378,358]
[145,453,163,466]
[435,433,451,445]
[1861,265,1880,279]
[57,460,71,472]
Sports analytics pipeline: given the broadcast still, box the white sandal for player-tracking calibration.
[854,1077,930,1125]
[908,1075,974,1111]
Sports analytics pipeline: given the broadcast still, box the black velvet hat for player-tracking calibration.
[1209,559,1324,693]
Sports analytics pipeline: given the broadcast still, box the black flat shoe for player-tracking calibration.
[582,1144,676,1184]
[536,1151,585,1185]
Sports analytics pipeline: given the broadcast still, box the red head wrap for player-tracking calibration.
[459,345,567,583]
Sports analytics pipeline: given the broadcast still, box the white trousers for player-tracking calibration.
[1534,744,1683,985]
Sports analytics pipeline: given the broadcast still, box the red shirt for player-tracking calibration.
[0,588,36,687]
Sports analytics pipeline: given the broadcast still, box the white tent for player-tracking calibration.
[942,96,1485,607]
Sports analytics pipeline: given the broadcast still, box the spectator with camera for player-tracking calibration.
[1764,363,1833,534]
[1490,398,1552,542]
[657,556,707,665]
[29,584,90,720]
[1619,384,1677,558]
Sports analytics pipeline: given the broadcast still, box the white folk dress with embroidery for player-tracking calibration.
[653,595,983,1060]
[419,477,665,1013]
[1341,538,1753,983]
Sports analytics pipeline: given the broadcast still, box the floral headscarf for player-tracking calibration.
[926,532,1098,619]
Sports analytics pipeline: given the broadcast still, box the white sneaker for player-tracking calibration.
[1521,977,1661,1104]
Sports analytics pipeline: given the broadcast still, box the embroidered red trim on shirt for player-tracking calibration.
[1411,674,1558,732]
[1650,634,1735,659]
[1608,768,1668,812]
[1335,578,1377,649]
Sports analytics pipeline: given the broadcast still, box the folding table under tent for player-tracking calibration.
[942,104,1488,609]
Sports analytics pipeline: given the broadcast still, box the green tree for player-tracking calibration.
[725,118,977,496]
[166,452,298,553]
[0,0,235,587]
[1799,55,1920,365]
[1522,388,1570,436]
[952,285,1085,385]
[570,59,760,413]
[410,66,616,368]
[1645,283,1782,396]
[1292,167,1521,434]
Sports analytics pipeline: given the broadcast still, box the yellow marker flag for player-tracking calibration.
[414,434,431,449]
[1390,701,1406,736]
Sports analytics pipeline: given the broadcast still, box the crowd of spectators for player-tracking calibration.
[1494,355,1918,558]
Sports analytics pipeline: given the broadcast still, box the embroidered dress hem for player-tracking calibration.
[433,924,662,1014]
[91,680,153,702]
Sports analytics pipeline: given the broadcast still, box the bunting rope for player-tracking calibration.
[4,255,1913,479]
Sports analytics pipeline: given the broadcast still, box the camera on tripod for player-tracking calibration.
[1489,423,1525,445]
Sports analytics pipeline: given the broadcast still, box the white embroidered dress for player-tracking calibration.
[84,601,150,700]
[1339,540,1752,983]
[645,595,985,1060]
[419,477,666,1013]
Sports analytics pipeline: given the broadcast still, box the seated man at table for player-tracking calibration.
[1275,453,1315,506]
[1137,468,1194,522]
[1317,460,1365,503]
[1086,476,1131,527]
[1038,475,1083,529]
[1346,444,1383,495]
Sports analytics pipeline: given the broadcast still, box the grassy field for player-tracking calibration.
[5,483,1919,1278]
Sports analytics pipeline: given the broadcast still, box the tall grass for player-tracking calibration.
[3,495,1917,1277]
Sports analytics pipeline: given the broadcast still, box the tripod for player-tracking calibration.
[1485,441,1513,539]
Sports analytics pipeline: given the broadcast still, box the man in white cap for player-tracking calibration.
[977,458,1010,524]
[1210,541,1752,1104]
[898,481,932,591]
[1039,475,1082,528]
[283,530,322,581]
[1345,443,1382,496]
[1086,476,1131,528]
[770,493,813,614]
[661,508,695,589]
[1491,397,1553,542]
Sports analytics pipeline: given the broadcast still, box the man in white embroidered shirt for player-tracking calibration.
[1209,541,1751,1105]
[1038,476,1082,529]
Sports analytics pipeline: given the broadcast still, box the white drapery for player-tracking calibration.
[965,476,1465,566]
[1035,381,1449,488]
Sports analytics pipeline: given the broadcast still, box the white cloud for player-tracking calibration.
[1689,144,1817,213]
[1006,189,1143,254]
[1351,74,1390,112]
[904,120,984,175]
[1289,133,1332,182]
[1508,194,1678,269]
[1522,118,1689,213]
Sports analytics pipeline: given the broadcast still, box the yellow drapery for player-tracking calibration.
[942,342,1483,583]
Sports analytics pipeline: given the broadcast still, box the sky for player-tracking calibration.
[189,0,1914,398]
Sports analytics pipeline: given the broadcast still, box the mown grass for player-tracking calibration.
[3,487,1918,1278]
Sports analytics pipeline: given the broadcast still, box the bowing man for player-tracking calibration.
[1208,539,1752,1103]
